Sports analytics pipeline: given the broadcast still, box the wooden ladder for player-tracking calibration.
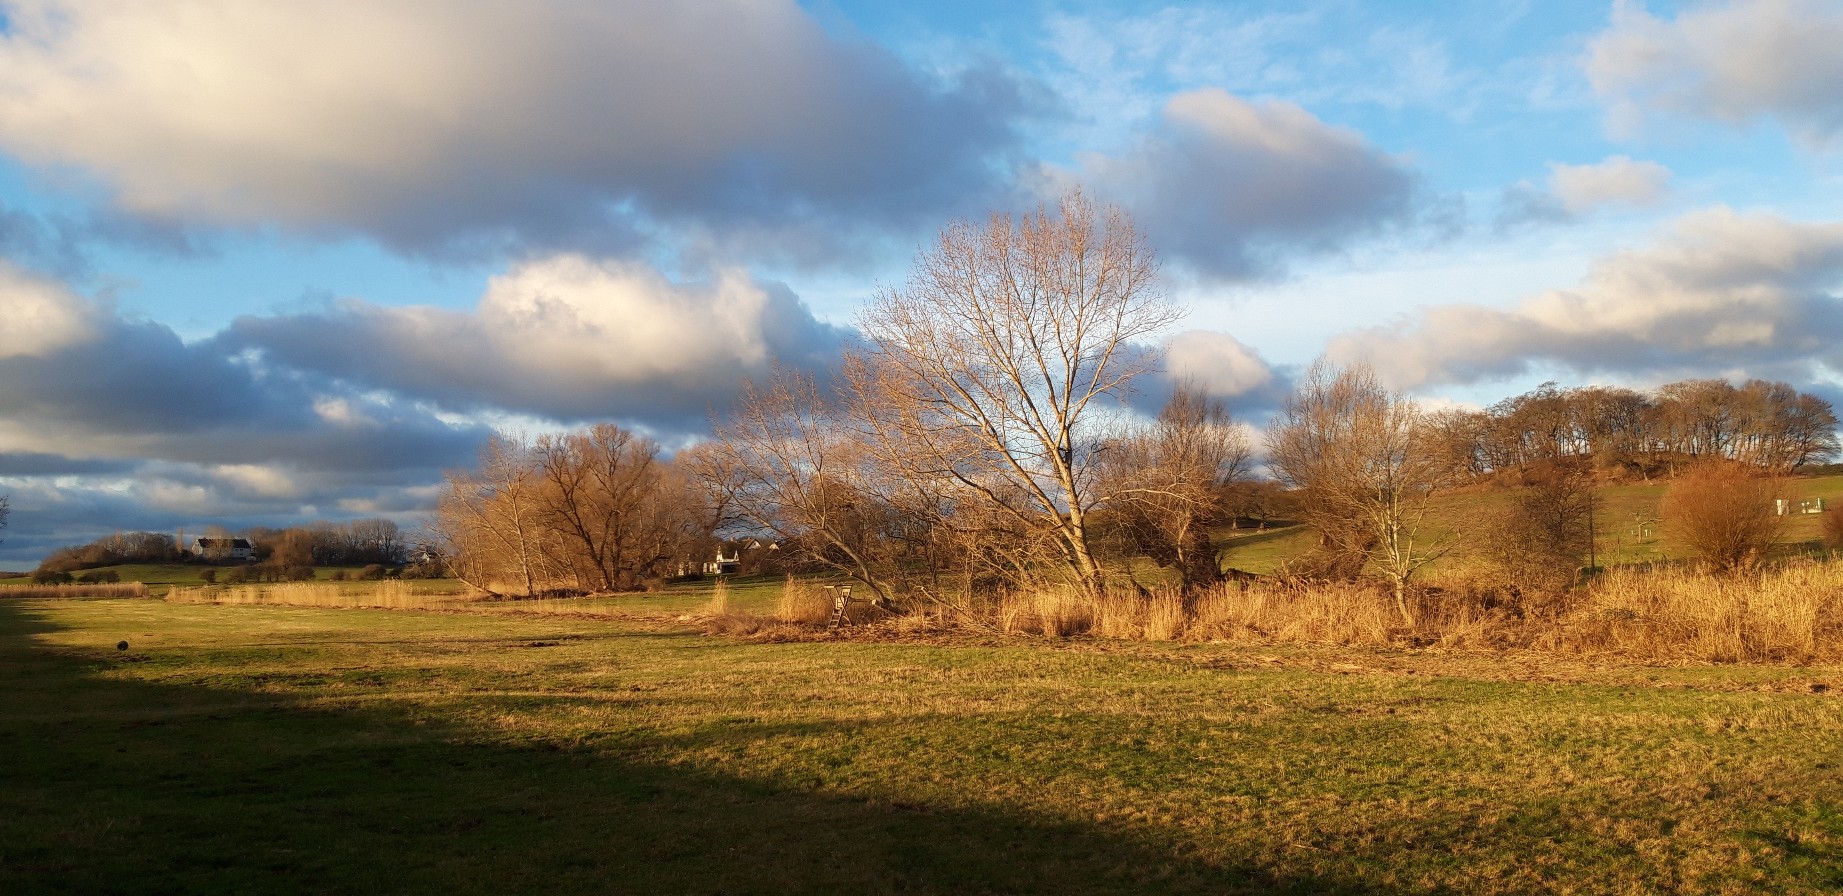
[825,585,854,631]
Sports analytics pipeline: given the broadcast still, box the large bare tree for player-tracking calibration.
[851,191,1179,599]
[1267,361,1456,623]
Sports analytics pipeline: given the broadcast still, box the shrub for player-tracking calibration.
[76,570,120,584]
[329,569,348,581]
[1662,462,1783,574]
[1822,506,1843,552]
[200,569,217,585]
[31,569,73,585]
[358,564,385,581]
[285,566,316,582]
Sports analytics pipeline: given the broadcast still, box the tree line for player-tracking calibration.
[32,519,413,577]
[1433,379,1838,478]
[433,193,1841,607]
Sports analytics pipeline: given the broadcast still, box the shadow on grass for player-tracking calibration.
[3,593,1408,896]
[0,601,1395,895]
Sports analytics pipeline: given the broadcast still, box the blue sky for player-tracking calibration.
[3,0,1843,566]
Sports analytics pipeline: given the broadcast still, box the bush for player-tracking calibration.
[200,569,217,585]
[329,570,348,581]
[76,570,120,584]
[1822,506,1843,552]
[285,566,315,582]
[358,564,385,581]
[1662,462,1783,573]
[31,569,73,585]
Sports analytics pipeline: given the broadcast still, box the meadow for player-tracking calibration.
[5,591,1843,894]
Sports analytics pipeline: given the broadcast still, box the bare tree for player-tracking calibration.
[694,369,906,602]
[1487,459,1598,598]
[531,424,696,592]
[851,190,1179,599]
[1101,383,1251,592]
[1663,462,1783,574]
[434,434,550,596]
[1266,361,1456,623]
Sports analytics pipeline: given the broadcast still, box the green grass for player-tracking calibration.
[5,596,1843,893]
[1215,472,1843,576]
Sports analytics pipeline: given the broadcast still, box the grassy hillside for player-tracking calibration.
[1217,472,1843,575]
[4,596,1841,894]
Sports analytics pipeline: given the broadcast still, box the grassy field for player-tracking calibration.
[1216,472,1843,575]
[6,595,1843,894]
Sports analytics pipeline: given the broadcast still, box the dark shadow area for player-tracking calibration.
[0,599,1402,895]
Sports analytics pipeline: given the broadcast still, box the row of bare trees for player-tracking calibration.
[430,191,1839,608]
[432,424,717,596]
[1434,379,1838,478]
[687,193,1250,608]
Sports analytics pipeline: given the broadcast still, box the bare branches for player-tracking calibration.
[1267,361,1455,622]
[853,191,1178,597]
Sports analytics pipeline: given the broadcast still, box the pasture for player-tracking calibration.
[5,594,1843,894]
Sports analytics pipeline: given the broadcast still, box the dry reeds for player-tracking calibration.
[0,581,149,599]
[776,577,833,624]
[706,578,734,616]
[972,561,1843,663]
[1564,564,1843,662]
[998,587,1094,637]
[166,581,459,610]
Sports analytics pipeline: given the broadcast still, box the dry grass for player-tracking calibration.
[1565,563,1843,662]
[997,587,1094,637]
[966,560,1843,664]
[0,581,149,599]
[166,580,462,610]
[775,577,834,624]
[706,578,734,615]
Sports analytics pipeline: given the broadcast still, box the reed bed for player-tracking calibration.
[775,577,835,625]
[166,580,466,610]
[0,581,149,599]
[1563,563,1843,663]
[981,561,1843,663]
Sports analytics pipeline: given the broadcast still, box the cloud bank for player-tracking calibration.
[226,255,854,427]
[1328,207,1843,388]
[1059,88,1417,278]
[1589,0,1843,143]
[0,0,1031,258]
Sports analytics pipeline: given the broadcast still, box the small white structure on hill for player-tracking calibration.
[1775,498,1827,516]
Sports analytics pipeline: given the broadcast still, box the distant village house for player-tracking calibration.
[192,536,254,562]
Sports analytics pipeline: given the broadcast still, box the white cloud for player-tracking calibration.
[1164,330,1276,397]
[227,254,853,425]
[0,0,1027,255]
[1549,156,1671,213]
[1058,88,1416,278]
[1327,207,1843,388]
[0,263,97,358]
[1588,0,1843,143]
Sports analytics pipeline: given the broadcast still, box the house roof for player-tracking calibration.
[194,537,252,549]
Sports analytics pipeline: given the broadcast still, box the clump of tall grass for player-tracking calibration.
[776,576,833,625]
[705,578,734,615]
[964,561,1843,663]
[997,587,1094,637]
[1,581,149,599]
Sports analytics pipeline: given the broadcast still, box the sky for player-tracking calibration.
[3,0,1843,566]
